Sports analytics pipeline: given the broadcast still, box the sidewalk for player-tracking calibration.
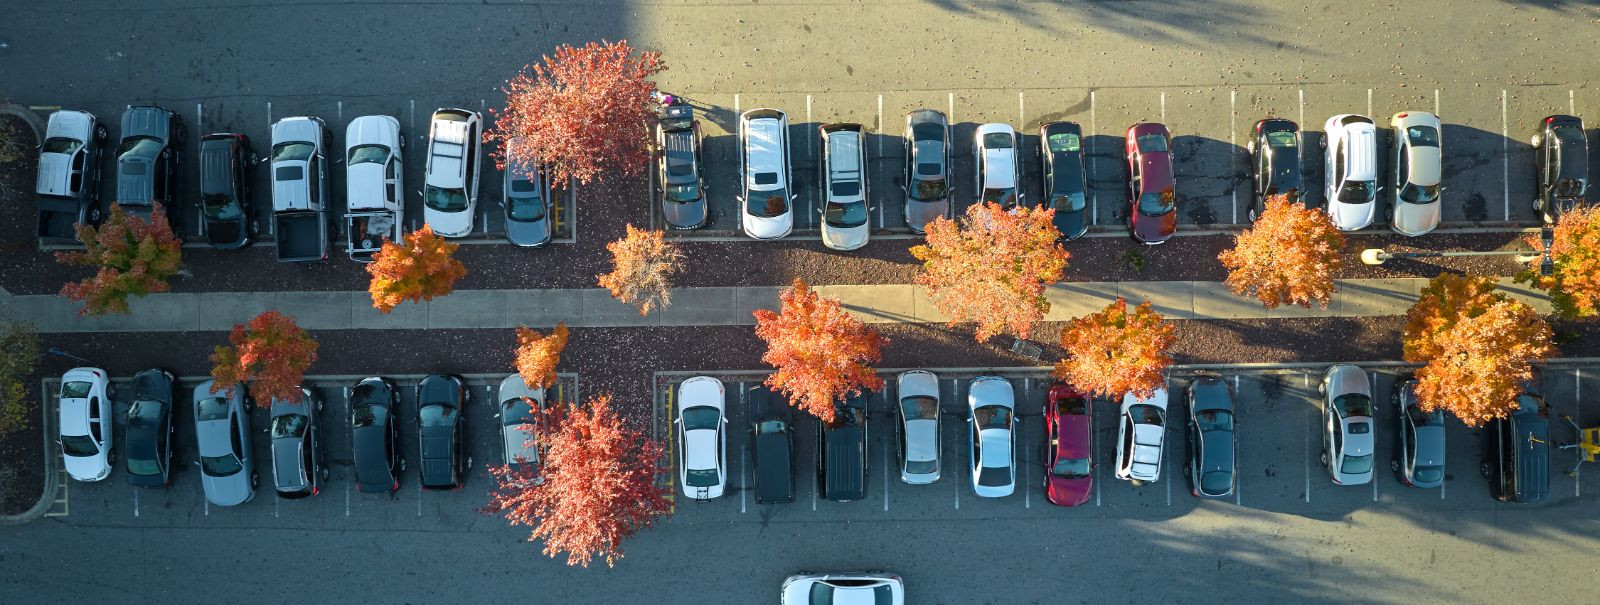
[0,278,1552,333]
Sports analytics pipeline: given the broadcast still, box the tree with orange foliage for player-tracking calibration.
[1404,273,1553,426]
[56,203,182,315]
[488,40,665,186]
[1055,298,1176,399]
[1218,195,1346,308]
[754,279,887,424]
[483,394,670,568]
[910,202,1068,342]
[210,311,319,403]
[366,225,468,313]
[1518,206,1600,320]
[597,224,683,316]
[514,323,569,389]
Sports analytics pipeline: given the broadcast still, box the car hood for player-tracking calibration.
[133,371,173,402]
[202,464,253,506]
[205,216,245,246]
[47,110,93,139]
[62,450,110,481]
[1189,379,1232,413]
[1325,366,1368,398]
[36,153,74,196]
[121,108,170,140]
[272,118,321,148]
[497,374,543,404]
[742,209,792,239]
[1328,196,1375,230]
[1052,206,1087,240]
[346,115,400,148]
[1132,208,1176,243]
[896,372,939,399]
[822,222,869,250]
[663,198,708,229]
[1046,473,1092,506]
[1391,199,1440,236]
[506,212,552,247]
[1121,389,1169,413]
[424,203,474,238]
[904,197,947,234]
[346,163,389,210]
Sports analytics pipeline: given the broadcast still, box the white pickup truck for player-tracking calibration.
[344,115,405,261]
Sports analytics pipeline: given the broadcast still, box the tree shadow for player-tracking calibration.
[919,0,1319,52]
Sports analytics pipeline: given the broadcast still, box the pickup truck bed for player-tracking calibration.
[275,211,327,262]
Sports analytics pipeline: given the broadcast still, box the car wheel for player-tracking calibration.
[1530,134,1543,148]
[1317,382,1325,396]
[1246,208,1256,222]
[249,219,260,237]
[316,398,324,414]
[88,207,102,224]
[466,456,474,471]
[108,450,118,465]
[1181,465,1191,477]
[398,458,407,471]
[1390,458,1401,472]
[1479,461,1492,479]
[250,472,260,488]
[320,466,331,481]
[1319,452,1329,467]
[1130,478,1145,487]
[399,136,406,149]
[94,125,108,142]
[1318,134,1327,149]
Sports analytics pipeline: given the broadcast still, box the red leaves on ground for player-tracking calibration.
[56,203,182,315]
[514,323,569,389]
[209,311,318,403]
[596,224,683,316]
[1519,206,1600,320]
[366,225,468,313]
[754,279,887,424]
[1054,298,1177,400]
[910,202,1069,342]
[482,394,670,568]
[1404,273,1553,426]
[1218,195,1346,308]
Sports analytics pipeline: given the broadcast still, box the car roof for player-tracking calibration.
[743,113,787,182]
[1057,414,1092,458]
[684,429,720,471]
[1189,378,1233,412]
[427,115,472,188]
[904,418,939,463]
[58,395,91,435]
[678,377,724,411]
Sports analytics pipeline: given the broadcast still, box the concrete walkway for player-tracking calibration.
[0,278,1552,333]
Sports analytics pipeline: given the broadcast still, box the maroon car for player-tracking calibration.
[1044,382,1093,506]
[1125,123,1177,244]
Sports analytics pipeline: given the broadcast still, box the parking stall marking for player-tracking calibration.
[1366,88,1373,119]
[1502,90,1510,221]
[1230,89,1238,224]
[1434,89,1441,116]
[1370,371,1379,502]
[132,488,139,518]
[882,426,890,512]
[1234,374,1242,506]
[1577,368,1583,498]
[1570,90,1576,116]
[1303,372,1311,503]
[1089,90,1097,226]
[344,385,353,516]
[878,94,886,228]
[738,381,747,514]
[1159,91,1166,122]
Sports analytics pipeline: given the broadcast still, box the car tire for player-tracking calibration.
[1479,461,1492,479]
[88,207,102,224]
[108,450,118,465]
[250,472,260,488]
[1181,465,1191,477]
[249,219,260,237]
[1318,134,1327,149]
[1530,134,1543,148]
[94,125,108,142]
[1319,451,1329,467]
[1390,459,1401,472]
[1130,478,1145,487]
[1246,208,1256,222]
[1245,140,1255,154]
[398,458,407,471]
[320,466,331,481]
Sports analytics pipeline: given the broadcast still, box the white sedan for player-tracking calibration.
[1321,114,1379,231]
[781,572,905,605]
[967,376,1016,497]
[1115,388,1169,485]
[1389,111,1443,236]
[676,376,727,500]
[58,367,114,482]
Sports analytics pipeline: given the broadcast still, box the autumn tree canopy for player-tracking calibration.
[754,279,887,424]
[210,311,319,403]
[366,225,468,313]
[56,203,182,315]
[483,394,671,568]
[1055,298,1177,399]
[1404,273,1554,426]
[1219,195,1346,308]
[1519,206,1600,320]
[515,323,569,389]
[910,202,1069,342]
[597,224,683,316]
[488,40,665,185]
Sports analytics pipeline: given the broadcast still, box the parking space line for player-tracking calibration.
[1093,397,1100,507]
[1234,374,1242,506]
[274,493,280,517]
[878,94,886,229]
[1159,91,1166,122]
[1230,89,1238,224]
[734,93,740,115]
[1366,88,1373,118]
[409,99,416,136]
[337,100,342,123]
[1303,372,1311,503]
[133,488,139,518]
[738,381,747,514]
[1501,90,1509,221]
[266,101,272,126]
[1434,89,1441,116]
[1570,90,1576,116]
[882,433,890,512]
[1089,90,1098,226]
[416,471,422,516]
[1371,371,1379,502]
[1298,89,1305,126]
[1577,369,1583,498]
[204,497,209,516]
[344,385,352,516]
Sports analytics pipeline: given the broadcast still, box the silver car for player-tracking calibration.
[496,374,545,484]
[194,380,257,506]
[1392,379,1445,488]
[895,370,941,484]
[968,376,1016,497]
[781,572,904,605]
[1389,111,1442,236]
[1320,365,1375,485]
[902,109,951,233]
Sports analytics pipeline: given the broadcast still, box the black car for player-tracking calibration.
[503,151,554,247]
[351,377,403,494]
[750,385,795,504]
[116,105,185,233]
[1532,114,1588,223]
[269,387,326,499]
[1184,376,1237,498]
[657,104,708,230]
[1039,121,1089,240]
[1246,118,1302,221]
[902,109,951,233]
[418,374,470,490]
[125,368,176,488]
[199,133,258,249]
[1482,371,1551,503]
[818,391,869,502]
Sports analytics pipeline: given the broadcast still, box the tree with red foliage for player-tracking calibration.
[1218,195,1346,308]
[514,323,569,389]
[210,311,318,403]
[597,224,683,316]
[488,40,665,186]
[754,279,887,424]
[910,202,1068,342]
[1054,298,1177,399]
[483,394,670,568]
[1518,206,1600,320]
[366,225,468,313]
[56,203,183,315]
[1404,273,1554,426]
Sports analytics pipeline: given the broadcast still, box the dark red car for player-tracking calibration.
[1044,382,1093,506]
[1125,122,1176,244]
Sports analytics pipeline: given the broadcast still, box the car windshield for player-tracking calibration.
[1052,192,1087,212]
[1398,182,1440,204]
[508,194,546,222]
[60,434,98,456]
[1406,126,1440,147]
[1136,134,1169,153]
[1055,395,1088,415]
[202,453,242,476]
[1130,404,1165,426]
[1195,409,1234,432]
[1201,471,1233,494]
[972,405,1011,430]
[1266,131,1298,147]
[61,381,93,398]
[1341,453,1373,475]
[685,468,719,487]
[347,144,388,165]
[905,459,937,475]
[981,187,1016,207]
[911,177,947,201]
[1048,132,1081,153]
[272,142,314,162]
[1337,180,1376,204]
[271,413,307,438]
[1414,465,1444,484]
[502,400,537,426]
[900,396,939,420]
[1334,393,1373,418]
[982,132,1012,149]
[1138,191,1175,215]
[1552,124,1584,145]
[352,404,386,428]
[1052,457,1091,478]
[127,455,161,477]
[128,400,166,426]
[44,137,83,155]
[824,200,869,228]
[118,137,163,158]
[425,186,468,212]
[745,188,789,218]
[1407,405,1444,426]
[1552,178,1585,198]
[681,406,721,431]
[202,195,242,220]
[419,404,457,427]
[756,419,786,434]
[196,397,230,421]
[666,183,701,203]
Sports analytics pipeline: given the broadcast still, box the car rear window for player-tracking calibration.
[276,166,304,181]
[982,132,1013,149]
[1266,131,1297,147]
[1405,126,1439,147]
[1048,132,1081,153]
[753,172,779,186]
[1136,134,1169,153]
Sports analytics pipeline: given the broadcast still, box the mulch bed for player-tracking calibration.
[0,113,45,517]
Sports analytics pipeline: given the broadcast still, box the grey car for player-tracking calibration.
[1392,379,1445,488]
[269,387,326,499]
[1185,376,1236,498]
[895,370,941,484]
[502,140,553,247]
[193,380,257,506]
[117,105,185,232]
[902,109,951,233]
[1319,365,1375,486]
[496,374,545,483]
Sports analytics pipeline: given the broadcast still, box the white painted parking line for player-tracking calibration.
[133,488,139,518]
[1159,91,1166,122]
[1303,372,1311,503]
[1434,90,1440,116]
[1018,91,1025,127]
[1570,90,1576,116]
[739,382,748,514]
[337,100,342,122]
[734,93,740,115]
[1234,374,1242,506]
[882,435,890,512]
[878,94,886,228]
[1297,89,1305,126]
[1367,88,1373,118]
[266,101,272,127]
[204,497,209,517]
[274,493,280,517]
[416,473,422,516]
[1502,90,1510,221]
[1230,89,1238,224]
[344,385,353,516]
[1089,90,1098,226]
[409,99,416,136]
[1577,368,1583,498]
[196,103,203,133]
[1371,371,1379,502]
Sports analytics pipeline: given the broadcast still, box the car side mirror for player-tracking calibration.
[415,190,424,197]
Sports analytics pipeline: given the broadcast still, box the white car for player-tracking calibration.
[739,109,794,239]
[1320,365,1375,485]
[422,108,483,237]
[975,123,1020,209]
[967,375,1016,497]
[496,374,544,484]
[344,115,405,260]
[676,376,727,500]
[1115,388,1168,484]
[1321,114,1378,231]
[819,123,870,250]
[781,572,905,605]
[1389,111,1443,236]
[58,367,114,482]
[895,370,941,484]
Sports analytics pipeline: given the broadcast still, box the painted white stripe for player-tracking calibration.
[1234,374,1242,506]
[1434,89,1441,116]
[1577,368,1583,498]
[1089,90,1098,226]
[1502,90,1510,221]
[1159,91,1166,122]
[878,94,886,228]
[266,101,272,127]
[1298,89,1305,126]
[1570,90,1577,116]
[1367,88,1373,118]
[133,488,139,517]
[1230,89,1238,224]
[1303,373,1311,503]
[882,434,890,512]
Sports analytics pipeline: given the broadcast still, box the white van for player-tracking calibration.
[738,109,794,239]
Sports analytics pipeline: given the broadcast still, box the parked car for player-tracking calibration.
[1319,364,1375,485]
[268,388,325,499]
[58,367,113,482]
[1392,379,1445,489]
[125,369,176,488]
[1321,114,1379,231]
[738,108,794,239]
[496,374,545,483]
[894,370,941,484]
[344,115,405,261]
[902,109,951,233]
[503,139,553,247]
[193,379,256,506]
[269,116,331,262]
[1389,112,1443,236]
[750,385,795,504]
[35,109,106,241]
[676,376,727,501]
[818,391,870,502]
[1043,382,1092,507]
[1532,114,1588,224]
[1245,118,1302,221]
[968,375,1016,497]
[1185,377,1237,498]
[819,123,870,251]
[350,377,403,494]
[422,108,483,238]
[781,572,904,605]
[1115,388,1168,485]
[975,123,1020,209]
[417,374,470,490]
[1039,121,1089,240]
[657,104,708,230]
[1125,122,1176,244]
[1482,372,1550,502]
[116,105,184,233]
[198,132,258,249]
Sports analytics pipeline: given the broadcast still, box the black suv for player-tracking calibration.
[818,391,869,502]
[657,104,708,229]
[1532,115,1588,223]
[198,133,258,249]
[270,388,326,499]
[125,368,177,488]
[750,385,795,504]
[351,377,403,494]
[1481,372,1550,503]
[116,105,185,234]
[1039,121,1089,240]
[418,374,470,490]
[1246,118,1302,220]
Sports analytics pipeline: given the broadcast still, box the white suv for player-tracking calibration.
[1321,114,1378,230]
[1115,388,1168,485]
[819,123,869,250]
[739,109,794,239]
[422,108,482,237]
[58,367,114,482]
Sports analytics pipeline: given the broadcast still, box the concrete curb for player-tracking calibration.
[0,102,44,143]
[0,378,57,526]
